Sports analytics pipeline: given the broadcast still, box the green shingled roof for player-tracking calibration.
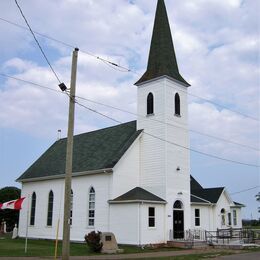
[17,121,142,182]
[233,201,245,207]
[191,175,225,204]
[109,187,166,203]
[191,176,244,206]
[135,0,190,86]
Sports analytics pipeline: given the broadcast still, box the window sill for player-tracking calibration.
[46,225,53,228]
[148,226,156,229]
[146,113,154,117]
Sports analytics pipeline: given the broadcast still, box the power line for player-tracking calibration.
[1,16,259,121]
[75,95,259,152]
[0,73,258,167]
[14,0,62,84]
[0,17,75,49]
[74,101,259,168]
[231,186,260,195]
[0,17,130,73]
[186,91,259,122]
[0,73,63,94]
[1,72,259,152]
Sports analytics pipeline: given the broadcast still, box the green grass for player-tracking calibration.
[0,235,180,257]
[243,226,260,230]
[0,234,92,257]
[0,234,259,258]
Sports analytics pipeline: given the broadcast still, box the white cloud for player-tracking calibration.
[0,0,259,217]
[0,0,258,143]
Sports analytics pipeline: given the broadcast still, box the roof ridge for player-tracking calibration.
[58,120,137,141]
[203,187,225,190]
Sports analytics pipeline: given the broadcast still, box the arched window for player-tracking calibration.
[70,190,73,225]
[175,93,180,116]
[47,190,54,226]
[221,208,226,226]
[88,187,95,227]
[173,200,183,209]
[147,93,154,115]
[30,192,36,226]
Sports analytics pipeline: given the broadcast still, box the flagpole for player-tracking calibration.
[54,218,60,259]
[25,194,30,253]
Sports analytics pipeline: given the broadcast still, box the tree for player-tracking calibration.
[0,187,21,232]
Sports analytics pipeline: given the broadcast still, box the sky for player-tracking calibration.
[0,0,259,219]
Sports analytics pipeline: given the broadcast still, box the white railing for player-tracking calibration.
[169,229,206,241]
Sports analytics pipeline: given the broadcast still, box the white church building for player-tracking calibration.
[17,0,244,245]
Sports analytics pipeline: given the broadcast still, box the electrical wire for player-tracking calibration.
[74,101,259,168]
[0,16,259,121]
[0,16,130,73]
[1,72,259,152]
[1,76,258,184]
[14,0,62,84]
[0,73,63,94]
[231,186,260,195]
[75,95,259,152]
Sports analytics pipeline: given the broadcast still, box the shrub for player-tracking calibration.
[85,231,103,253]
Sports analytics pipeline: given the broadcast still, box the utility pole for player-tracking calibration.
[62,48,79,260]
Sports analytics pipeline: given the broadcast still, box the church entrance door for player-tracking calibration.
[173,200,184,239]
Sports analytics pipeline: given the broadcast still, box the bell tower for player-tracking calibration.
[135,0,191,235]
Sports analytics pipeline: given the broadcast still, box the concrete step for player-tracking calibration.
[167,240,192,249]
[167,240,209,249]
[192,241,209,248]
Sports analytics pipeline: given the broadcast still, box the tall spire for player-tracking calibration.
[135,0,190,86]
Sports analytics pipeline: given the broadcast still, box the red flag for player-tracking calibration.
[0,197,25,210]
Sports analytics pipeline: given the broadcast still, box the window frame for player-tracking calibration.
[173,200,183,209]
[148,207,155,228]
[174,93,181,116]
[221,208,226,226]
[30,192,36,226]
[233,210,237,226]
[195,208,200,227]
[147,92,154,115]
[88,187,95,227]
[228,212,232,226]
[47,190,54,227]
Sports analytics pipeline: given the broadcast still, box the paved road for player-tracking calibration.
[0,250,259,260]
[215,252,260,260]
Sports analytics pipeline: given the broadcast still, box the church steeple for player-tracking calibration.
[135,0,190,86]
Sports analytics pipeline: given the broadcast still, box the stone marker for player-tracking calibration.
[100,232,123,254]
[12,224,18,239]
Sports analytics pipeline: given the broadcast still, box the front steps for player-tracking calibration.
[167,240,209,249]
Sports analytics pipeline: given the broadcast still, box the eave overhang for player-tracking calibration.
[108,199,167,205]
[135,75,190,88]
[16,168,113,183]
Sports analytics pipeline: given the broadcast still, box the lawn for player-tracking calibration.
[0,234,259,258]
[0,234,91,257]
[0,234,180,257]
[243,226,260,230]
